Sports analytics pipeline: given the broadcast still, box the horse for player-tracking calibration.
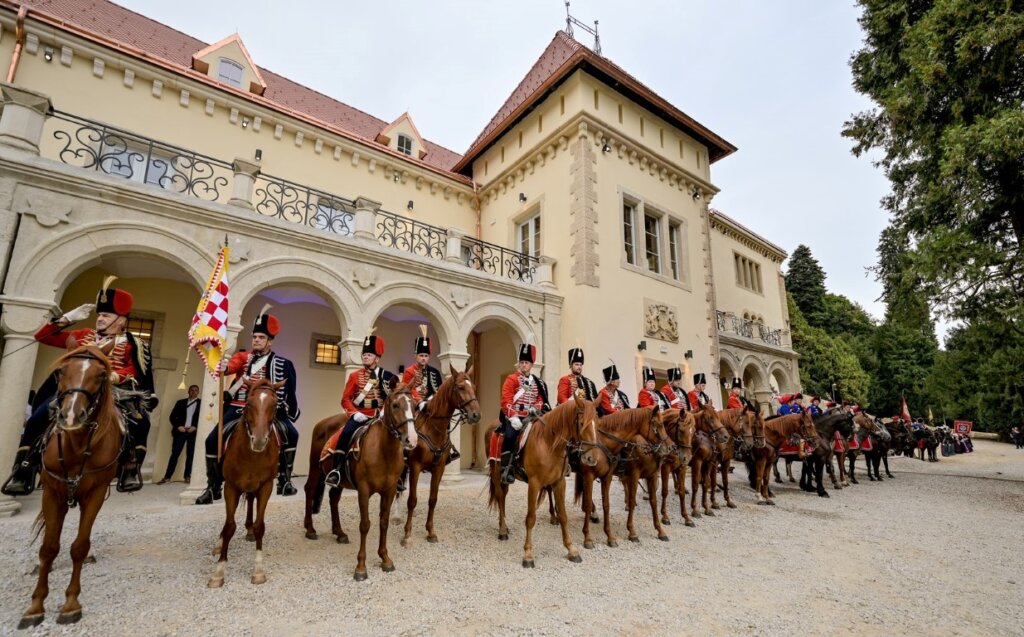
[486,396,599,567]
[614,408,675,543]
[658,409,696,525]
[689,402,729,519]
[747,411,817,505]
[772,411,848,497]
[316,381,418,580]
[859,413,895,481]
[844,413,883,483]
[303,410,347,541]
[401,365,481,546]
[573,407,669,548]
[711,404,759,509]
[207,379,283,588]
[19,342,121,629]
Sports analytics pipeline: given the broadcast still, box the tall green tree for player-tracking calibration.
[787,293,871,406]
[785,245,829,328]
[844,0,1024,326]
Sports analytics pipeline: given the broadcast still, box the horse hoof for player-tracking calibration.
[245,532,256,542]
[427,536,439,544]
[608,540,619,547]
[818,492,830,498]
[549,516,558,526]
[84,555,97,564]
[726,502,737,509]
[400,537,409,548]
[207,577,224,588]
[382,563,396,573]
[590,514,600,523]
[353,571,368,581]
[767,500,776,506]
[662,517,671,525]
[251,573,267,585]
[17,614,44,629]
[711,503,720,510]
[584,540,595,550]
[568,554,582,563]
[658,535,669,542]
[691,511,701,519]
[498,533,509,541]
[56,609,82,625]
[522,559,535,568]
[685,520,695,527]
[336,534,349,544]
[629,536,640,544]
[757,500,769,506]
[774,479,783,484]
[705,510,715,517]
[305,530,318,540]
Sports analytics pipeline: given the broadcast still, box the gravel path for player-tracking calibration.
[1,441,1022,636]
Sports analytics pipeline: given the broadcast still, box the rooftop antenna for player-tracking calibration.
[564,1,601,56]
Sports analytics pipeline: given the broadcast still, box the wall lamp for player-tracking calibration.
[684,349,693,359]
[407,200,414,211]
[690,187,702,201]
[242,118,249,129]
[518,192,527,203]
[43,47,54,62]
[393,172,401,182]
[601,139,612,154]
[254,148,262,161]
[637,340,647,352]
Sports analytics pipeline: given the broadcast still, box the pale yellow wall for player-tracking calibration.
[383,116,423,158]
[196,39,262,93]
[709,229,788,331]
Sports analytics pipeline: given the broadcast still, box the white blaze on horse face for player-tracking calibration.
[63,359,92,427]
[404,398,418,449]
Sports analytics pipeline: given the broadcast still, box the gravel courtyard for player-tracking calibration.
[1,440,1022,636]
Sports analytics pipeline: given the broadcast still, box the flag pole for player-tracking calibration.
[216,361,224,462]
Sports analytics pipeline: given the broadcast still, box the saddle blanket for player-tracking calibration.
[778,441,815,456]
[319,424,369,463]
[832,431,846,453]
[860,436,873,452]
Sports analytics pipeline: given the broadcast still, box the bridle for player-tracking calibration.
[243,384,278,453]
[382,388,416,441]
[662,412,694,462]
[747,409,767,449]
[415,378,480,464]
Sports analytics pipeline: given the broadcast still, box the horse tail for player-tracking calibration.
[573,469,583,506]
[30,510,45,545]
[486,467,499,511]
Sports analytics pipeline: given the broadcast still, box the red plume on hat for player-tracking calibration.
[252,303,280,337]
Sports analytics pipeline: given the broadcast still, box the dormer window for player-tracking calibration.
[217,58,244,88]
[397,134,413,156]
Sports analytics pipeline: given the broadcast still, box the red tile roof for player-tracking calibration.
[17,0,464,172]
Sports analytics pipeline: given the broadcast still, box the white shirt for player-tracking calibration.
[184,399,199,428]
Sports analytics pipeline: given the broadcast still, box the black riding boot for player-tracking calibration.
[117,446,145,493]
[397,465,409,493]
[195,456,222,505]
[500,451,516,485]
[277,448,298,496]
[445,446,461,465]
[324,451,345,489]
[1,447,39,497]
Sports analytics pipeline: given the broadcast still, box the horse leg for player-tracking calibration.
[689,460,702,519]
[20,490,67,628]
[492,462,509,541]
[721,459,736,508]
[553,478,581,562]
[816,459,829,498]
[826,454,841,489]
[647,475,668,541]
[401,462,421,547]
[660,464,671,525]
[625,473,639,542]
[601,476,618,546]
[546,487,558,526]
[677,466,694,526]
[786,459,796,483]
[837,451,848,486]
[378,484,396,573]
[701,466,713,516]
[883,453,895,478]
[873,454,884,481]
[848,453,858,484]
[245,493,256,541]
[303,460,320,540]
[353,485,371,581]
[522,478,540,567]
[581,470,595,549]
[330,486,348,544]
[209,483,240,588]
[772,458,783,484]
[424,462,444,543]
[57,487,106,624]
[251,481,273,585]
[709,461,720,510]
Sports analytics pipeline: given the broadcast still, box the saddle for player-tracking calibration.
[487,430,536,484]
[320,422,372,463]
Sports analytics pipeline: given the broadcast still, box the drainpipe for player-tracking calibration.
[471,179,482,240]
[6,7,29,84]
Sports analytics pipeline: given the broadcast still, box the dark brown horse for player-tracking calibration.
[616,408,674,543]
[401,366,481,546]
[751,411,817,505]
[319,381,418,580]
[659,409,696,526]
[19,342,121,628]
[486,396,598,567]
[208,378,283,588]
[689,403,729,519]
[711,405,759,509]
[573,407,668,548]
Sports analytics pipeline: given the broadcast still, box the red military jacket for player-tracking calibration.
[687,390,712,411]
[341,367,420,417]
[598,387,629,414]
[637,389,670,410]
[501,372,545,418]
[35,323,138,383]
[660,385,687,410]
[727,394,743,410]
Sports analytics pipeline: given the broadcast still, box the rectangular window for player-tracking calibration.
[623,202,637,266]
[734,254,764,293]
[560,95,565,115]
[669,222,681,280]
[640,117,645,137]
[106,146,174,189]
[310,334,342,367]
[397,134,413,156]
[518,214,541,258]
[594,89,599,109]
[126,317,155,347]
[217,58,244,88]
[644,213,661,274]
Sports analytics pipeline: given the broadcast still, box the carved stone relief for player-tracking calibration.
[643,299,678,342]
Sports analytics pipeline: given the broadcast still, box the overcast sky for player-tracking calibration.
[117,0,891,323]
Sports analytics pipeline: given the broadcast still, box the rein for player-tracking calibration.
[415,381,479,464]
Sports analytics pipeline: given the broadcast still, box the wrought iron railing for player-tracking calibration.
[49,110,232,202]
[253,174,355,236]
[462,237,538,283]
[376,210,447,260]
[716,310,787,347]
[758,323,783,346]
[732,316,754,338]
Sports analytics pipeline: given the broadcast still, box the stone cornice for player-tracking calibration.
[718,332,799,359]
[478,113,720,205]
[709,211,787,264]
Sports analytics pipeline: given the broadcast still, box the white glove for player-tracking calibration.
[62,303,95,323]
[510,417,524,431]
[353,412,369,423]
[418,401,427,411]
[528,407,540,418]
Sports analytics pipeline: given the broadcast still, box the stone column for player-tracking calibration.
[229,158,260,209]
[353,196,381,244]
[437,350,471,482]
[445,227,465,264]
[754,389,774,417]
[535,256,557,288]
[0,83,52,154]
[179,323,243,504]
[0,298,52,517]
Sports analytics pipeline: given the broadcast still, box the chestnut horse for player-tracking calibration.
[616,408,676,543]
[486,396,598,567]
[19,342,121,629]
[317,381,418,580]
[401,366,481,546]
[573,407,669,548]
[208,379,283,588]
[710,405,759,509]
[659,409,696,526]
[748,411,817,505]
[689,403,729,519]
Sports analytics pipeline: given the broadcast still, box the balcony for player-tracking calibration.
[716,310,791,349]
[42,110,542,285]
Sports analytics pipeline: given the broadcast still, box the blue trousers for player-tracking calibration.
[20,395,151,451]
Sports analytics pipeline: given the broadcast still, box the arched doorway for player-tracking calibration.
[719,357,737,407]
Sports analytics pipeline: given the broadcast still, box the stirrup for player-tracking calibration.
[325,469,342,489]
[116,464,143,493]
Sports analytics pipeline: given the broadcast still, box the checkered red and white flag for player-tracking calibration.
[189,245,230,379]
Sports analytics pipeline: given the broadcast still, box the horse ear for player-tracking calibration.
[465,365,474,378]
[388,376,399,392]
[449,362,458,378]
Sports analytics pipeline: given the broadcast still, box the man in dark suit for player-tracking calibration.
[158,384,200,484]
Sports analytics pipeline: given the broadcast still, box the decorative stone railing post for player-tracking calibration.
[445,227,465,264]
[229,158,260,209]
[781,330,792,348]
[0,83,52,154]
[754,389,775,417]
[536,256,556,288]
[353,196,381,244]
[437,351,472,483]
[722,311,737,334]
